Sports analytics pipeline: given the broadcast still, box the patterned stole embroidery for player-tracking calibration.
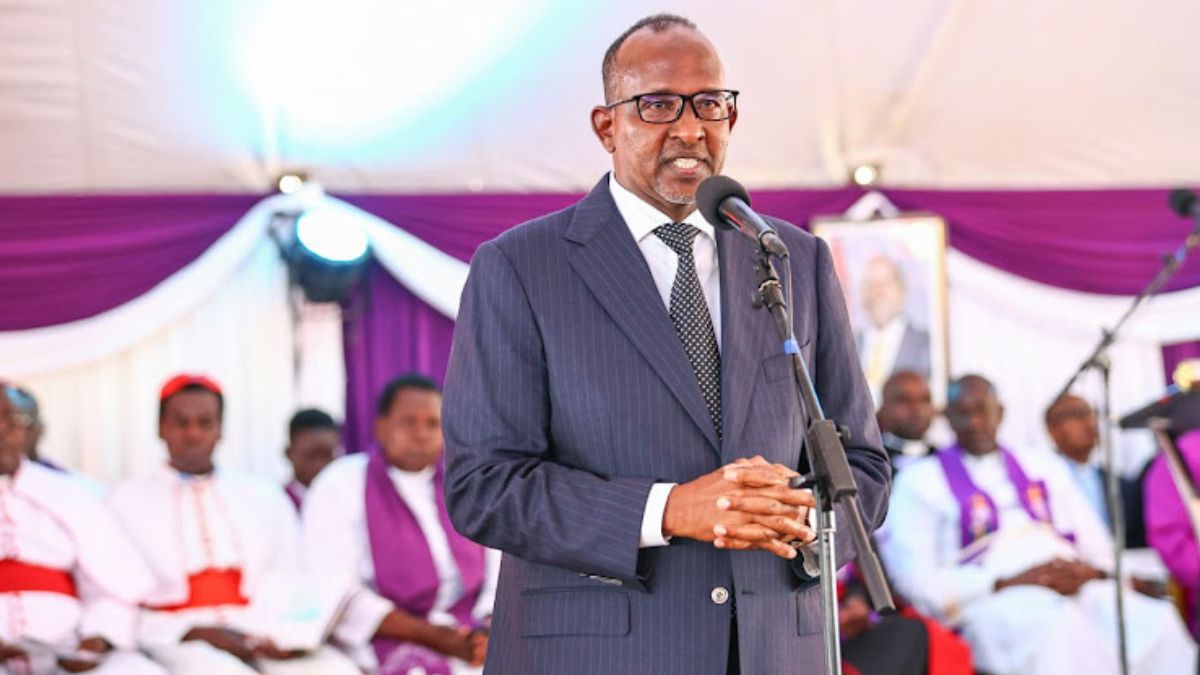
[936,445,1060,562]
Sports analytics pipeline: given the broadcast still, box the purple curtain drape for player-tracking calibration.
[0,194,261,329]
[1164,341,1200,386]
[341,262,458,454]
[882,188,1200,294]
[333,185,1200,446]
[4,186,1198,449]
[3,187,1197,331]
[336,193,583,451]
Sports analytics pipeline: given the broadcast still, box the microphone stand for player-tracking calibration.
[1054,202,1200,675]
[748,245,895,675]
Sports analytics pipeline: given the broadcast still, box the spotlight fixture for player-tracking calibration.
[851,164,880,188]
[277,172,307,195]
[275,205,371,303]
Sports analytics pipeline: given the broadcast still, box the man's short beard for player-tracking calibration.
[654,177,697,206]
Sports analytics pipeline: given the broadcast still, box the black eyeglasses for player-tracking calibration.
[606,90,739,124]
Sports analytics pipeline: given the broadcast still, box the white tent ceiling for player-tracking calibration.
[2,0,1198,195]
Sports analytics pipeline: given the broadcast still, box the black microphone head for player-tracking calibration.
[696,175,751,230]
[1169,188,1197,217]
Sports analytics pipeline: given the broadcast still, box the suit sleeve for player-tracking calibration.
[443,241,657,591]
[793,237,892,578]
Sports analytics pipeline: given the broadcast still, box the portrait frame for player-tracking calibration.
[811,214,949,406]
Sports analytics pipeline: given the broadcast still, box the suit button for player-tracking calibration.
[711,586,730,605]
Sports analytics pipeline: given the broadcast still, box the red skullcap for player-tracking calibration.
[159,374,222,401]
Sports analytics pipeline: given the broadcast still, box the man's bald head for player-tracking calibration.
[877,370,934,441]
[601,14,698,103]
[946,374,1004,456]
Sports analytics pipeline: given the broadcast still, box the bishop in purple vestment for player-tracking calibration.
[1145,429,1200,637]
[303,374,496,675]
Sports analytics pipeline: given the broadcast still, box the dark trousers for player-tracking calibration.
[842,614,928,675]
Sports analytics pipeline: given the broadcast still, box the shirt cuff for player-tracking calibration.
[639,483,677,548]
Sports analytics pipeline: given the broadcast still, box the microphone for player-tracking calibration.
[1169,188,1200,250]
[1169,188,1198,218]
[697,175,789,257]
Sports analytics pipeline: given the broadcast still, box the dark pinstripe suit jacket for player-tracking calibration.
[443,177,890,675]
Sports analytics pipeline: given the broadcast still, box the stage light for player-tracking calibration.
[277,173,306,194]
[852,164,880,187]
[296,208,369,263]
[275,205,371,303]
[1175,359,1200,392]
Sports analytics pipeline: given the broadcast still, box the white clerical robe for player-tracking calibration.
[302,453,501,675]
[107,465,358,675]
[0,459,164,675]
[881,449,1196,675]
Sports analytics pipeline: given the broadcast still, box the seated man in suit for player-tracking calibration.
[1045,393,1146,547]
[884,375,1194,675]
[304,374,497,675]
[108,374,358,675]
[0,386,165,675]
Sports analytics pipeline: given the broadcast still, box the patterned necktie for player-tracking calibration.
[654,222,722,439]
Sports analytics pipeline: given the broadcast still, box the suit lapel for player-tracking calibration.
[717,228,774,454]
[566,179,721,454]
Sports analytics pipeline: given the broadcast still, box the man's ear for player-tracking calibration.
[727,107,738,132]
[591,106,616,154]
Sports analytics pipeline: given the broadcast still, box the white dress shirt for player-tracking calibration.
[609,176,720,548]
[609,176,820,570]
[1060,454,1110,528]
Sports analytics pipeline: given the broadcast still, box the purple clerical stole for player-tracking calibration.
[365,448,486,675]
[936,445,1061,562]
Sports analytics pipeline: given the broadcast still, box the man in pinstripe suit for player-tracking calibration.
[443,14,890,675]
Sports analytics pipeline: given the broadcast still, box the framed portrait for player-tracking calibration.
[811,215,949,406]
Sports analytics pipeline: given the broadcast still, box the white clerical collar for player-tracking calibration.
[960,449,1003,467]
[900,439,928,458]
[608,174,714,245]
[166,463,217,483]
[390,463,436,484]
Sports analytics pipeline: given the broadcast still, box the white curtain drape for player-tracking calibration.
[17,239,298,485]
[4,195,1197,484]
[947,250,1200,473]
[2,192,346,487]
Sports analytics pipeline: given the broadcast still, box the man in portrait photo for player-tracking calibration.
[855,254,932,400]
